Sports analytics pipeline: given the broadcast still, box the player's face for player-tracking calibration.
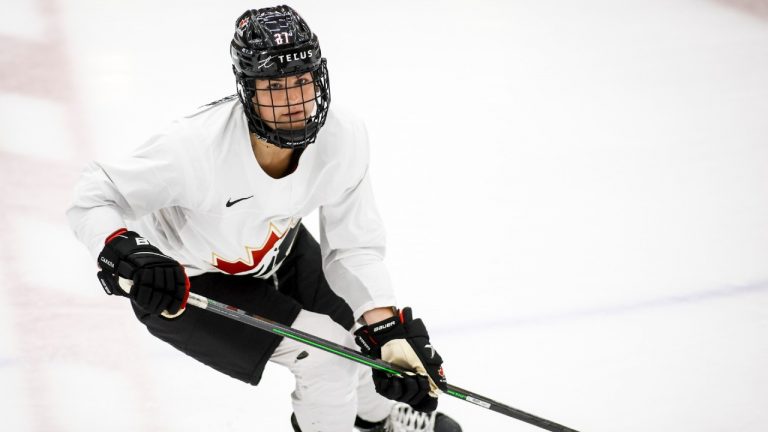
[252,72,316,131]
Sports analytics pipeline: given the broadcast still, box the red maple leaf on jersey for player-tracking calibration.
[212,223,290,275]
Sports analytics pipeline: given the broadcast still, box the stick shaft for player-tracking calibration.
[186,292,580,432]
[187,292,402,375]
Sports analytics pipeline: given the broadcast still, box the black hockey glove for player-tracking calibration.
[354,307,448,412]
[97,229,189,316]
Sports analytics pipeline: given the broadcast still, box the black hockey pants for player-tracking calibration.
[131,224,355,385]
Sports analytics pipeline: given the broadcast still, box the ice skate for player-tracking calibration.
[360,402,462,432]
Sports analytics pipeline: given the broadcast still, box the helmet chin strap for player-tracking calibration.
[249,120,320,150]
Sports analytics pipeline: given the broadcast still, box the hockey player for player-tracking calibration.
[67,6,462,432]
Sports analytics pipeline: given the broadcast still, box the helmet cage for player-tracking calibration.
[235,59,330,149]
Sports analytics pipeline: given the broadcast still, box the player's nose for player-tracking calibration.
[287,86,305,105]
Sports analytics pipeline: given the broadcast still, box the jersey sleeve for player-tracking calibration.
[66,130,197,261]
[318,125,396,321]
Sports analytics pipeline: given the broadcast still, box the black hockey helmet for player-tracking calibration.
[231,6,330,149]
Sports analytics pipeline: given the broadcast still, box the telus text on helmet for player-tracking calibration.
[277,50,313,63]
[257,50,313,70]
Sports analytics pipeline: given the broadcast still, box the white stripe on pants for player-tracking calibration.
[270,309,394,431]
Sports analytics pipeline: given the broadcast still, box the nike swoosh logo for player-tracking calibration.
[226,195,254,207]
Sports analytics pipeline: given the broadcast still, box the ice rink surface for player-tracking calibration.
[1,0,767,430]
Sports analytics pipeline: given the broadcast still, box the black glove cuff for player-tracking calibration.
[354,327,381,357]
[97,270,124,296]
[354,310,407,356]
[368,314,407,342]
[98,230,163,278]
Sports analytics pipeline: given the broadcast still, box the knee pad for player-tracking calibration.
[290,311,359,386]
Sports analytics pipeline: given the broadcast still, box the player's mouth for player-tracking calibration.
[285,110,305,118]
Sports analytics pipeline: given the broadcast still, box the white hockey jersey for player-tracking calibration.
[66,96,395,319]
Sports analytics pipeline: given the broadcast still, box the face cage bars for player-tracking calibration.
[237,60,330,149]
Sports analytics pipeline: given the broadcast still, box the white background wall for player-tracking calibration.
[1,0,767,431]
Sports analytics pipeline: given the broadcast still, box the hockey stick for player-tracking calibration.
[185,292,581,432]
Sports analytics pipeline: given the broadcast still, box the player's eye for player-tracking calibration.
[268,82,283,90]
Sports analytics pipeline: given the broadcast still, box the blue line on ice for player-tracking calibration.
[433,280,768,335]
